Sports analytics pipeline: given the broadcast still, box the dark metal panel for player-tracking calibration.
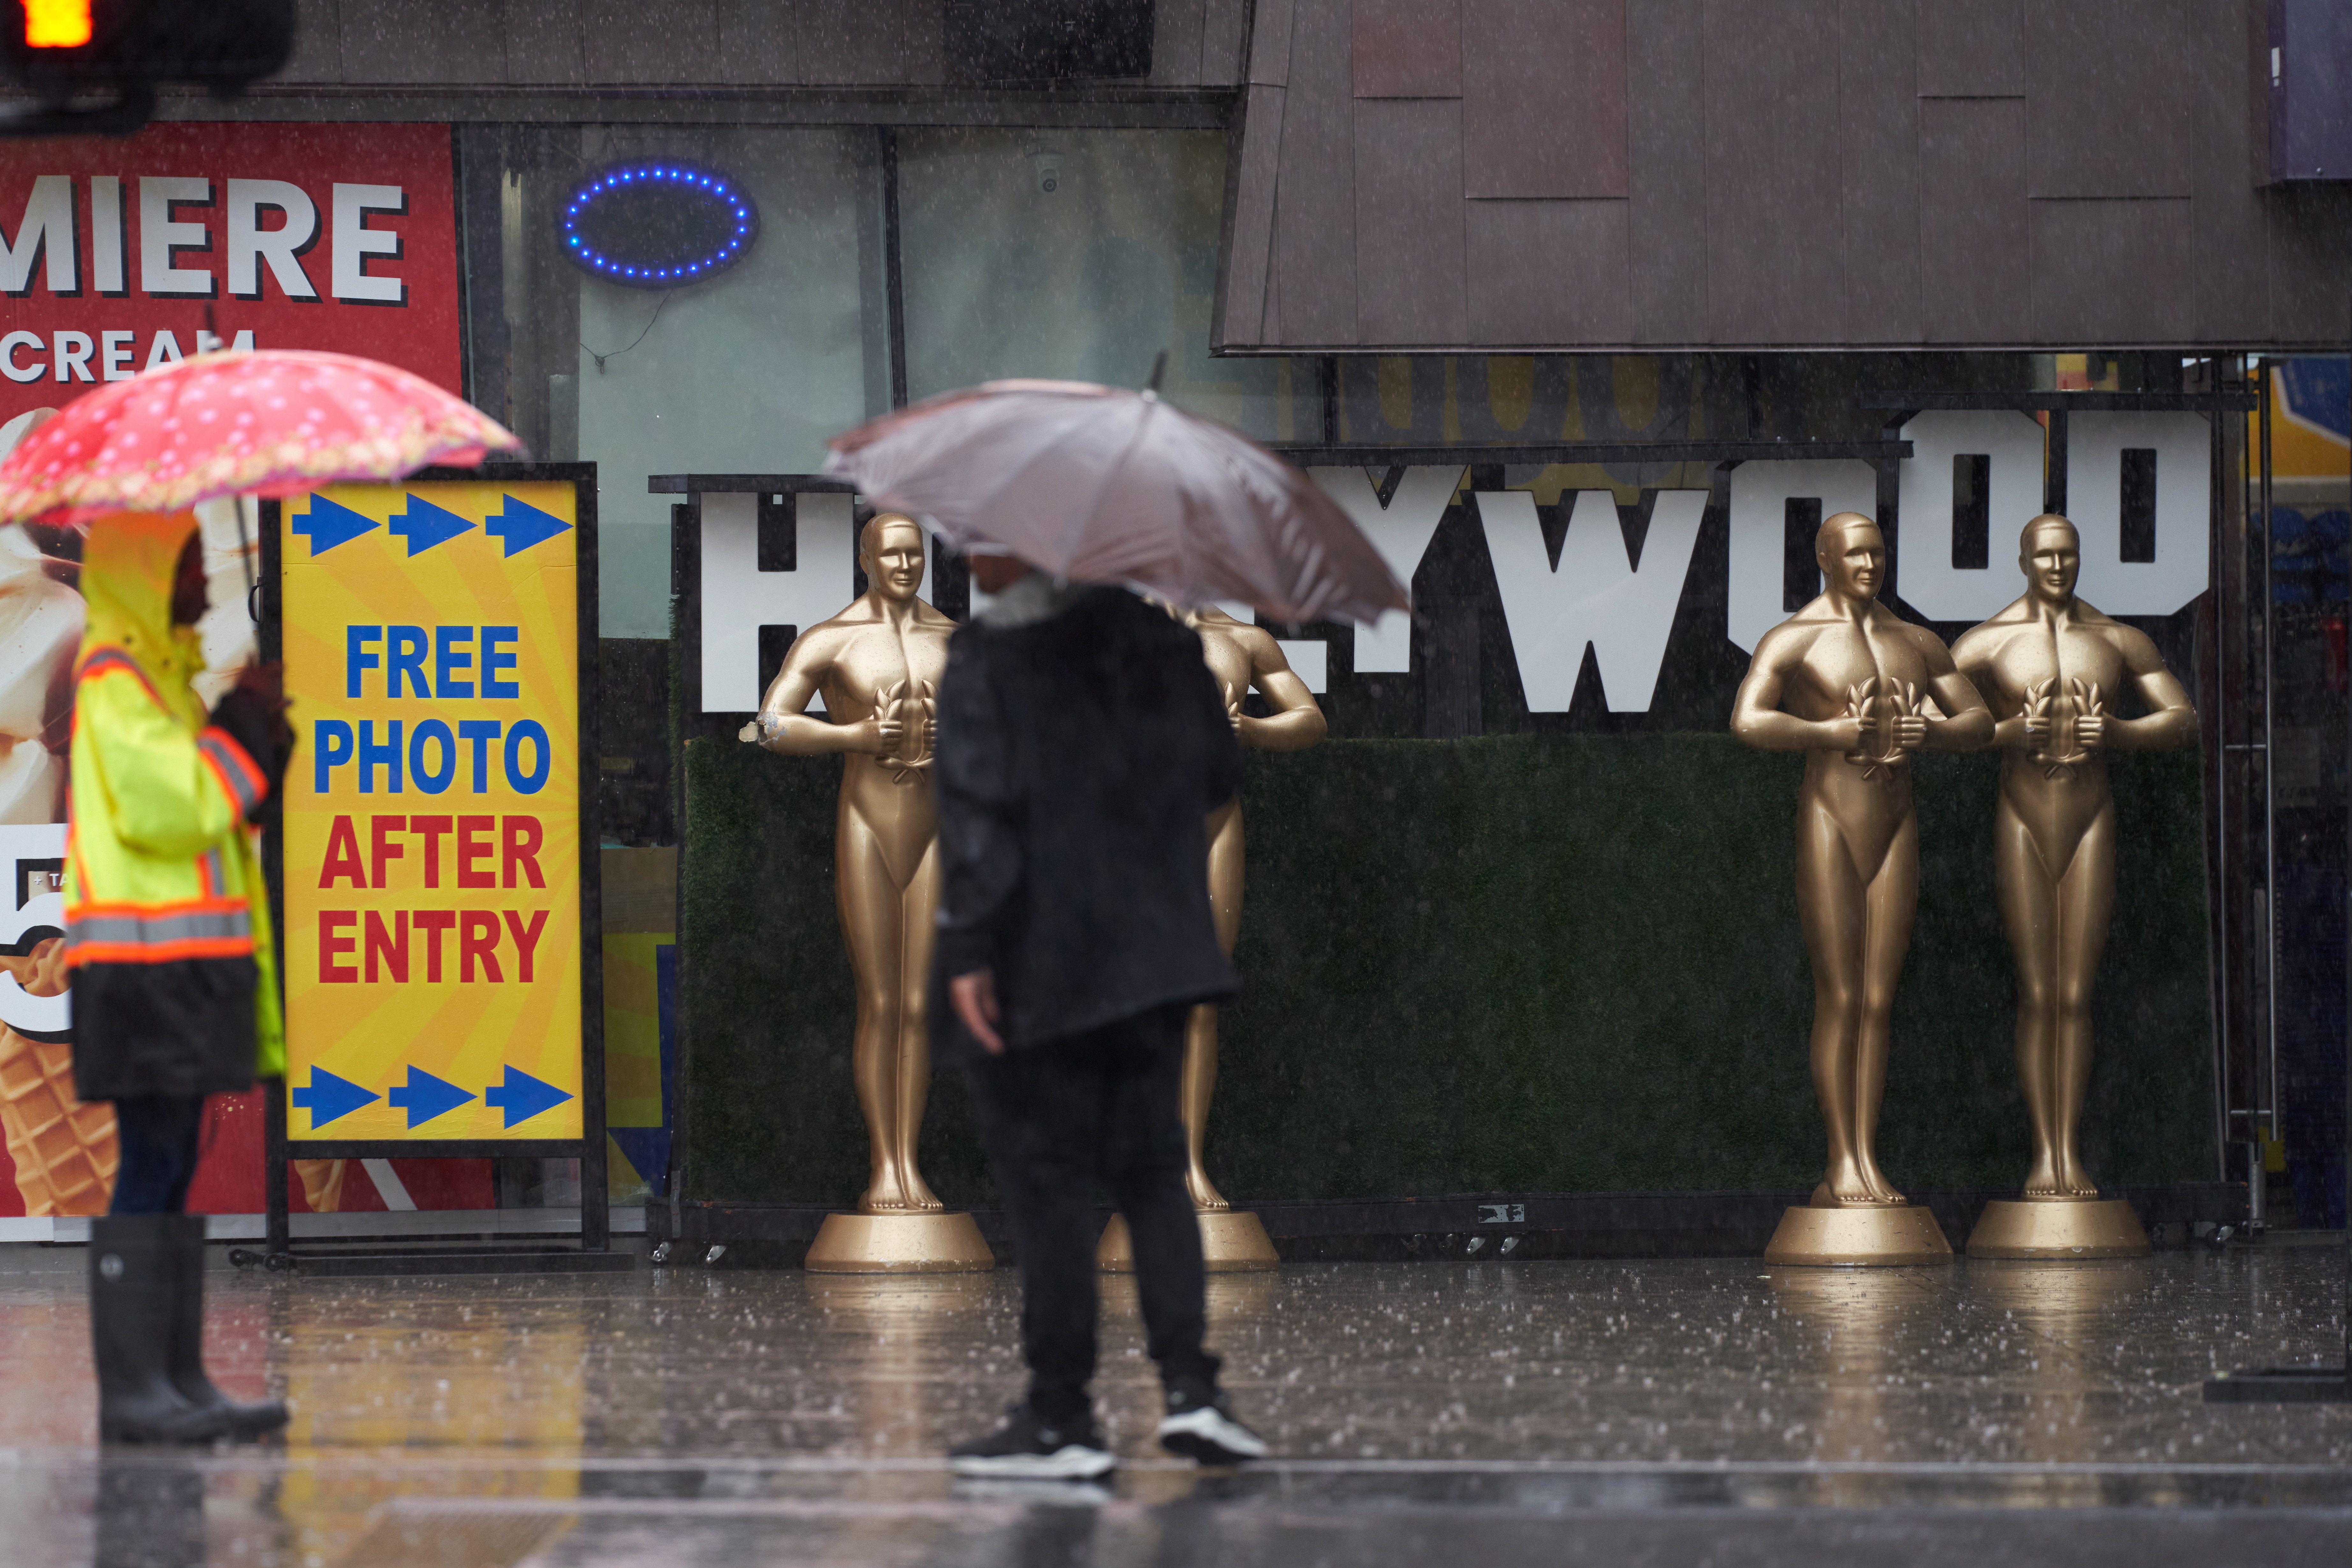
[1200,0,1250,83]
[792,0,917,85]
[2266,185,2352,348]
[2191,0,2272,343]
[1861,390,2257,412]
[583,0,722,83]
[1216,84,1289,348]
[1150,0,1209,85]
[286,0,344,84]
[2026,0,2193,197]
[903,3,947,84]
[285,1141,595,1160]
[1270,439,1913,463]
[1918,97,2028,344]
[1626,0,1708,343]
[648,474,855,494]
[1840,0,1920,343]
[1262,240,1284,339]
[1462,0,1628,199]
[2271,0,2352,180]
[456,125,508,430]
[163,91,1231,129]
[504,0,587,86]
[1912,0,2021,98]
[717,0,801,86]
[1701,0,1845,345]
[1464,199,1631,345]
[1249,0,1296,84]
[1353,99,1469,345]
[1352,0,1463,98]
[1275,0,1360,344]
[571,460,609,1253]
[496,0,583,86]
[2028,198,2193,345]
[337,0,506,83]
[259,502,289,1256]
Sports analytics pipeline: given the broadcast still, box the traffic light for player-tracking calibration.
[2,0,294,135]
[23,3,94,51]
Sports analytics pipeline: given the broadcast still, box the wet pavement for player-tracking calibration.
[2,1241,2348,1564]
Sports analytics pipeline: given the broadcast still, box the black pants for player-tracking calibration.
[965,1003,1217,1423]
[109,1095,207,1215]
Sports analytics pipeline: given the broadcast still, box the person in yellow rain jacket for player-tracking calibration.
[68,510,290,1445]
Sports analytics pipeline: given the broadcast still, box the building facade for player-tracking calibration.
[0,0,2332,1231]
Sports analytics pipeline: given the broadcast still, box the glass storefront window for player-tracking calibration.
[470,126,886,639]
[469,122,1320,640]
[895,128,1309,442]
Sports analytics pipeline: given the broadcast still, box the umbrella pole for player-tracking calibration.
[234,499,257,614]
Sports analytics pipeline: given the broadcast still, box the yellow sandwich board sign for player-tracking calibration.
[278,472,595,1145]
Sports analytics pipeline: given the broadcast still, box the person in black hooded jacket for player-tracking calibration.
[931,559,1268,1479]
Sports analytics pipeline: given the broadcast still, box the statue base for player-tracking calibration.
[1966,1198,2150,1259]
[1097,1211,1280,1273]
[1763,1203,1954,1266]
[803,1211,996,1273]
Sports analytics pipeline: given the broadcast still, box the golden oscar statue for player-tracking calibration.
[748,513,991,1272]
[1954,515,2197,1259]
[1732,512,1992,1265]
[1101,606,1325,1272]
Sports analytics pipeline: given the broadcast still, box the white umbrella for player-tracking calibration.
[822,377,1408,627]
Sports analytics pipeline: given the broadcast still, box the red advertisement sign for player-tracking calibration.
[0,120,473,1222]
[0,121,459,427]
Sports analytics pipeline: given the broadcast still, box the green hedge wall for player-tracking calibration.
[679,734,2214,1206]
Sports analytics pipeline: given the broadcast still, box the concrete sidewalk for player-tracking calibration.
[1,1248,2346,1564]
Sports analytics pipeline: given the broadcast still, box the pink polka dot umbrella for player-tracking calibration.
[0,349,520,526]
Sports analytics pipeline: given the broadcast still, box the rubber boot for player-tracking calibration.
[166,1215,287,1440]
[90,1215,226,1445]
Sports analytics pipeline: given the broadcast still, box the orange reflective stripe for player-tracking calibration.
[197,731,267,818]
[65,935,254,967]
[68,896,250,920]
[76,646,163,703]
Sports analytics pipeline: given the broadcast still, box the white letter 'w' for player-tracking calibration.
[1478,490,1707,713]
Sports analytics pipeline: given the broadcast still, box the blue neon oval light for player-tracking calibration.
[560,161,758,289]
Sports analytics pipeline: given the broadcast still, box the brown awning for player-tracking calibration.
[1218,0,2352,354]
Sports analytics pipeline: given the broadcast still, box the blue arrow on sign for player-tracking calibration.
[386,1066,475,1129]
[483,1065,574,1129]
[290,495,379,556]
[388,493,477,556]
[486,494,572,558]
[289,1068,378,1128]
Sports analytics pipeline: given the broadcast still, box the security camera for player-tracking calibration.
[1030,151,1063,194]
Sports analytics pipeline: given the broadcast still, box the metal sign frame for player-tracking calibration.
[251,463,617,1273]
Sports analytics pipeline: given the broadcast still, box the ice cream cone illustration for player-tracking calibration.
[0,1025,116,1216]
[294,1158,347,1213]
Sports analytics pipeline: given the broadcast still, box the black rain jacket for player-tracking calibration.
[930,587,1242,1060]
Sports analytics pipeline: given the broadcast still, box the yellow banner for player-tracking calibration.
[281,480,584,1142]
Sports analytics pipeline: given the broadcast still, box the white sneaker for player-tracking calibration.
[950,1403,1117,1480]
[1157,1387,1268,1465]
